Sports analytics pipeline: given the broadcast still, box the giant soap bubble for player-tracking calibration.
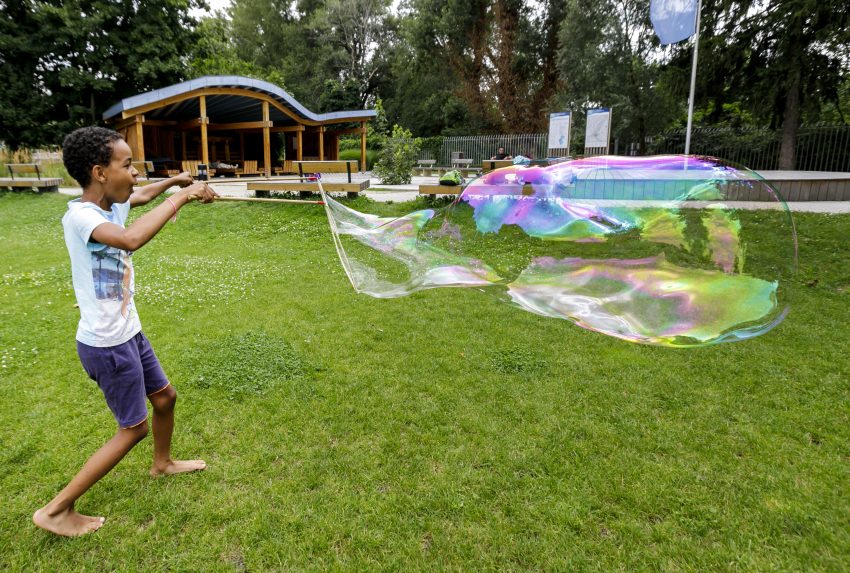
[320,155,797,347]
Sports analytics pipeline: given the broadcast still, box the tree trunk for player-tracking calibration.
[493,0,523,131]
[777,64,800,170]
[778,12,804,171]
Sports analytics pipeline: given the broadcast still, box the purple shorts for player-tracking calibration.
[77,332,170,428]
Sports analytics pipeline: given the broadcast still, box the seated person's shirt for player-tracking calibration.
[62,199,142,347]
[492,153,510,159]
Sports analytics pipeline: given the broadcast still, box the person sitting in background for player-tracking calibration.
[490,147,512,160]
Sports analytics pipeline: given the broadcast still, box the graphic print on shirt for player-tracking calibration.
[91,247,134,318]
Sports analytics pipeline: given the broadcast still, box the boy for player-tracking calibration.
[33,126,218,537]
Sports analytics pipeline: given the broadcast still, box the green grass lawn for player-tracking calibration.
[1,191,849,572]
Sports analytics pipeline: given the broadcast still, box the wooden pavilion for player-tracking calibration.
[103,76,375,176]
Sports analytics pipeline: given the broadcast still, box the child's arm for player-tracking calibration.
[129,172,194,208]
[91,183,217,251]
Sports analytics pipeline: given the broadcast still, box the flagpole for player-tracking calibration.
[684,0,702,155]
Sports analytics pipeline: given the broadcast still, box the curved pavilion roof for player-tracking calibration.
[103,75,375,126]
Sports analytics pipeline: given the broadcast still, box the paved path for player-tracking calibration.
[58,175,850,213]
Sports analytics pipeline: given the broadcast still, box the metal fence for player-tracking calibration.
[648,124,850,171]
[414,124,850,171]
[417,134,548,165]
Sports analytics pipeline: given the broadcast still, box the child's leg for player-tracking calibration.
[33,336,151,536]
[148,385,206,476]
[33,421,148,537]
[136,333,206,476]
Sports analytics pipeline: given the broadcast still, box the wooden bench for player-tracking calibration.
[421,183,538,197]
[418,184,463,196]
[132,160,153,177]
[0,163,62,192]
[151,161,180,178]
[415,159,437,176]
[236,160,262,178]
[451,158,482,177]
[131,160,165,186]
[181,160,218,179]
[481,159,514,172]
[248,160,369,199]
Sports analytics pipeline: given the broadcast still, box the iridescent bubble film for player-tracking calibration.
[320,156,797,347]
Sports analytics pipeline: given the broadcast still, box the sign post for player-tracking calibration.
[584,108,612,156]
[547,112,572,157]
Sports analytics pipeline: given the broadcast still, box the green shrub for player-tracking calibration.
[339,148,379,170]
[338,136,361,152]
[372,125,421,185]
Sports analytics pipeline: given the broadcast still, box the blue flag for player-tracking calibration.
[650,0,698,45]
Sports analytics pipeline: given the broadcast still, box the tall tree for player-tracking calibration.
[188,14,286,85]
[230,0,392,108]
[704,0,850,168]
[0,1,57,148]
[0,0,202,148]
[557,0,676,153]
[324,0,392,105]
[398,0,565,134]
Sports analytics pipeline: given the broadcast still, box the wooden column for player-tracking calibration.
[134,116,145,161]
[181,132,187,160]
[335,135,340,160]
[318,126,325,160]
[262,101,271,177]
[296,129,303,161]
[360,121,366,171]
[199,95,209,166]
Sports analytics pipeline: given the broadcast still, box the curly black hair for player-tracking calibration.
[62,126,123,188]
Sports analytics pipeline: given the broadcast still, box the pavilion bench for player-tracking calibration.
[248,160,369,199]
[132,160,165,186]
[236,160,262,177]
[182,160,216,178]
[0,163,62,192]
[132,160,153,177]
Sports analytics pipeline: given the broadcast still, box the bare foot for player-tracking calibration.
[150,459,207,477]
[33,506,105,537]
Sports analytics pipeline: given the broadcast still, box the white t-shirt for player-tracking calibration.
[62,199,142,347]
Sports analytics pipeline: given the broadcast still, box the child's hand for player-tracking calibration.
[173,171,194,187]
[181,182,218,204]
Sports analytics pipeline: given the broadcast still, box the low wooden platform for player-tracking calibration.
[758,171,850,201]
